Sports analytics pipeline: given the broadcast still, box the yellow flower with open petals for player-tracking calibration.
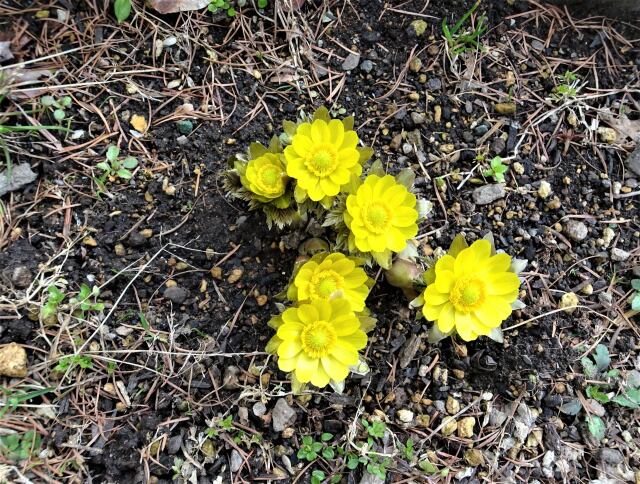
[267,299,367,387]
[421,239,520,341]
[344,174,418,265]
[241,152,287,201]
[287,252,372,312]
[284,118,362,202]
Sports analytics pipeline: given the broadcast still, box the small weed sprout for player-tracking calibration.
[442,0,487,56]
[40,95,72,124]
[551,71,581,103]
[114,0,132,23]
[482,156,509,183]
[41,285,65,322]
[54,354,93,373]
[0,386,54,418]
[0,430,42,462]
[96,145,138,182]
[69,283,105,319]
[209,0,236,16]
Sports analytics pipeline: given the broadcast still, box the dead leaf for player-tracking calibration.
[149,0,210,14]
[600,108,640,143]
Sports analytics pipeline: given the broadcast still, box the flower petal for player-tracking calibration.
[330,340,359,366]
[278,339,302,359]
[295,352,319,383]
[321,356,349,382]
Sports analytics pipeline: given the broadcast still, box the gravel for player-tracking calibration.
[472,184,506,205]
[563,220,588,242]
[342,52,361,71]
[272,398,296,432]
[163,286,188,304]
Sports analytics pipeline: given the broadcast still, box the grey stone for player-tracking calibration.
[360,60,373,73]
[410,112,426,125]
[0,163,38,197]
[427,78,442,90]
[10,266,32,288]
[176,135,189,145]
[164,286,188,304]
[472,184,506,205]
[168,435,182,454]
[272,398,296,432]
[252,401,267,417]
[599,448,624,465]
[491,137,506,155]
[625,145,640,177]
[474,124,489,136]
[230,449,243,472]
[611,247,631,262]
[399,334,421,369]
[564,220,588,242]
[342,52,361,71]
[531,39,545,51]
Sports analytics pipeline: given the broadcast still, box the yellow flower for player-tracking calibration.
[266,299,367,387]
[421,239,520,341]
[284,118,362,202]
[344,174,418,262]
[241,152,287,201]
[287,252,372,312]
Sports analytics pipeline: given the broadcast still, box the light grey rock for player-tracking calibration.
[472,184,506,205]
[272,398,296,432]
[564,220,588,242]
[0,163,38,197]
[342,52,361,71]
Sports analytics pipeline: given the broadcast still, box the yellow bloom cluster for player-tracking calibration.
[287,252,372,312]
[419,239,520,341]
[267,251,375,388]
[285,119,363,203]
[241,152,287,202]
[266,299,368,387]
[344,174,419,268]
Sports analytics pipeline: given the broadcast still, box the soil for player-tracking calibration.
[0,0,639,483]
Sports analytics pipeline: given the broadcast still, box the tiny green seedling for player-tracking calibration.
[41,285,65,321]
[97,145,138,181]
[209,0,236,16]
[361,418,386,440]
[54,354,93,373]
[40,95,72,123]
[483,156,508,183]
[442,0,487,56]
[631,279,640,311]
[552,71,580,102]
[297,433,334,462]
[69,283,105,319]
[0,430,41,462]
[114,0,132,23]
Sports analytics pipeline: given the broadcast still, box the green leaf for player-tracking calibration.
[40,95,55,107]
[115,0,132,23]
[593,344,611,371]
[612,394,639,409]
[106,145,119,162]
[258,0,268,7]
[313,106,331,123]
[631,279,640,291]
[96,162,111,172]
[322,447,335,459]
[581,357,597,378]
[53,109,65,121]
[586,415,605,441]
[312,442,323,452]
[342,115,354,131]
[632,294,640,312]
[586,386,610,403]
[302,435,313,446]
[311,470,325,484]
[117,169,133,179]
[227,7,236,16]
[122,156,138,169]
[321,433,333,441]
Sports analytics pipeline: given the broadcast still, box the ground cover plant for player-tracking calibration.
[0,0,639,483]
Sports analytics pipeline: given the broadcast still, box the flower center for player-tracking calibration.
[257,164,284,193]
[306,144,338,177]
[363,203,391,233]
[450,277,486,313]
[301,320,337,358]
[310,270,344,298]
